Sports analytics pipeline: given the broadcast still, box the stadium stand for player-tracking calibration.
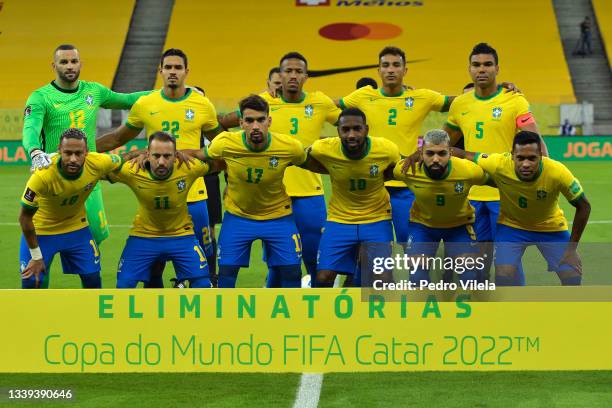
[161,0,575,110]
[0,0,135,109]
[593,0,612,70]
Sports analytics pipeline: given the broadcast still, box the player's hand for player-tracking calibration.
[501,82,521,94]
[30,149,52,172]
[176,150,196,169]
[21,259,45,288]
[400,151,423,175]
[128,152,148,172]
[560,248,583,275]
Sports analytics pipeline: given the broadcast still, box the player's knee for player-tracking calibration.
[316,269,335,284]
[557,270,582,286]
[189,277,212,288]
[80,272,101,289]
[116,279,139,289]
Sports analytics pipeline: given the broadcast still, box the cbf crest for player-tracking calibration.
[85,95,94,106]
[185,108,195,121]
[405,97,414,110]
[177,179,186,192]
[492,107,502,120]
[304,104,314,118]
[537,190,548,200]
[269,156,279,169]
[369,164,379,177]
[454,181,464,193]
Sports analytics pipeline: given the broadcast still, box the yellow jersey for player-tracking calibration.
[309,137,400,224]
[393,157,488,228]
[339,85,447,187]
[475,153,584,232]
[447,86,531,201]
[107,160,211,237]
[125,88,221,202]
[204,131,307,220]
[20,153,123,235]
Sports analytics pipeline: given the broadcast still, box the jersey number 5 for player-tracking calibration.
[475,121,485,139]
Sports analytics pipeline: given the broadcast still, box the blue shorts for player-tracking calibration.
[188,200,213,257]
[19,227,100,284]
[218,212,302,267]
[386,187,414,243]
[407,222,478,257]
[494,224,573,273]
[291,195,326,263]
[470,200,500,242]
[117,235,209,283]
[317,220,394,275]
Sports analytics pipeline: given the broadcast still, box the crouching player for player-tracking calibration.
[19,129,123,288]
[396,129,490,284]
[108,132,221,288]
[454,131,591,285]
[305,108,399,287]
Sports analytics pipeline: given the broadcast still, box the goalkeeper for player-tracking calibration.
[22,44,149,244]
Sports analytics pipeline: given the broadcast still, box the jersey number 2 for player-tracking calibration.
[388,109,397,126]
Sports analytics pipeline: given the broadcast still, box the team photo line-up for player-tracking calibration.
[18,42,591,289]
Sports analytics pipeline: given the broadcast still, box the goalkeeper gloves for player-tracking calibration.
[30,149,53,171]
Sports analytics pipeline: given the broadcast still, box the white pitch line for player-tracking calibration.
[293,373,324,408]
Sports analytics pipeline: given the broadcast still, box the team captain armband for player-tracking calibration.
[516,112,536,127]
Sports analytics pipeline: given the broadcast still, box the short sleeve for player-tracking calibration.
[205,133,226,159]
[392,160,407,181]
[322,94,341,124]
[126,99,144,130]
[556,162,584,203]
[201,97,221,132]
[190,160,211,177]
[474,152,504,176]
[424,89,448,112]
[446,100,460,130]
[514,95,530,117]
[339,87,365,110]
[468,161,488,185]
[387,140,401,164]
[102,153,124,174]
[291,140,307,166]
[20,173,46,210]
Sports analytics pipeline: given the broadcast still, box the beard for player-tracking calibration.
[425,163,447,179]
[58,69,80,84]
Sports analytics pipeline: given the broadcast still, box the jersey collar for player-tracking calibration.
[423,159,452,180]
[280,91,306,104]
[161,87,192,102]
[242,131,272,152]
[341,137,371,160]
[57,158,84,180]
[51,80,80,94]
[473,85,502,101]
[379,87,405,97]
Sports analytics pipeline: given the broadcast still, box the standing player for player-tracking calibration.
[451,131,590,285]
[189,94,307,288]
[305,108,400,287]
[107,132,220,288]
[19,129,123,289]
[265,67,282,98]
[96,48,223,286]
[443,43,548,283]
[395,130,490,283]
[337,46,450,243]
[220,52,340,284]
[22,44,149,244]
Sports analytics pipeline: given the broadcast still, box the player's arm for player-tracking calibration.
[18,205,45,286]
[22,92,54,170]
[218,111,240,130]
[99,84,150,110]
[559,195,591,275]
[298,147,329,174]
[96,124,141,152]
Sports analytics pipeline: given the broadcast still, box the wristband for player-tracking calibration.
[29,246,43,261]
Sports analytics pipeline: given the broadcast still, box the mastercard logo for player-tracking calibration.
[319,22,402,41]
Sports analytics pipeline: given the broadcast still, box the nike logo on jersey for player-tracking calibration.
[461,111,469,116]
[53,103,62,108]
[412,185,425,189]
[520,117,530,123]
[150,111,160,115]
[271,107,282,111]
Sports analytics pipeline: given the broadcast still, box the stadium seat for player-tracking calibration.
[0,1,135,109]
[162,0,575,111]
[593,0,612,70]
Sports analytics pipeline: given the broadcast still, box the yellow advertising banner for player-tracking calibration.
[1,289,611,373]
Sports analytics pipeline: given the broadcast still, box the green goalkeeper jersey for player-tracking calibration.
[22,80,149,154]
